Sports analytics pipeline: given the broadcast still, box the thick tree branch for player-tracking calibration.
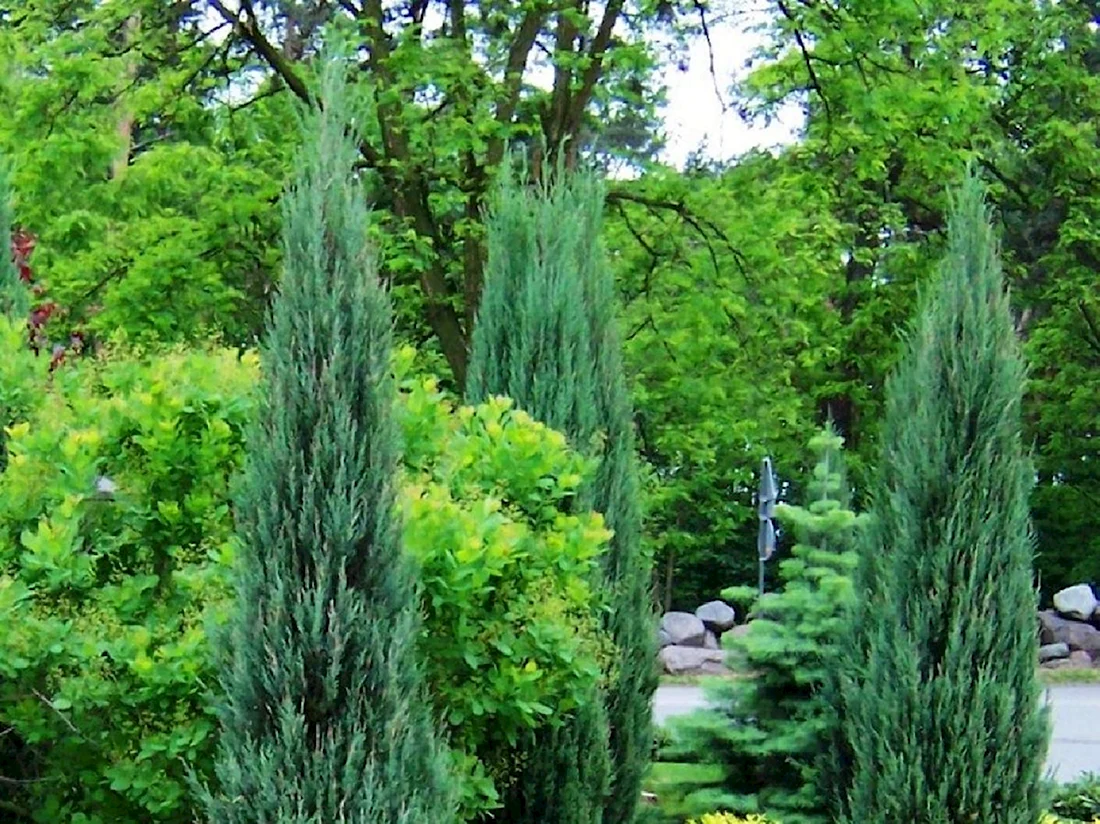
[563,0,626,142]
[209,0,313,104]
[488,6,547,165]
[1079,300,1100,358]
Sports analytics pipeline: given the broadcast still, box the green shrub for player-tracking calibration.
[0,333,256,823]
[398,351,612,817]
[0,332,611,823]
[1050,775,1100,822]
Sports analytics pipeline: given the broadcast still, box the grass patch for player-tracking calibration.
[1039,667,1100,686]
[642,761,727,823]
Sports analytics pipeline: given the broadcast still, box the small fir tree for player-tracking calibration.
[200,61,455,823]
[826,169,1049,824]
[467,162,655,824]
[666,425,863,824]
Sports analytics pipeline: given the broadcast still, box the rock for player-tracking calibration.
[661,612,707,647]
[726,624,751,640]
[1053,584,1099,621]
[658,645,727,676]
[1038,610,1100,654]
[695,600,737,633]
[1043,651,1093,671]
[1039,642,1070,662]
[657,628,672,648]
[1069,650,1093,667]
[703,630,719,650]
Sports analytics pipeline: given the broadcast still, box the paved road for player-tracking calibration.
[654,683,1100,782]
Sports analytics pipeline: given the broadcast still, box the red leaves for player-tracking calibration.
[9,227,85,370]
[11,228,35,283]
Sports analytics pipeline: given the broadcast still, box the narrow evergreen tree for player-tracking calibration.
[200,61,455,823]
[667,425,863,824]
[0,157,28,319]
[826,169,1049,824]
[467,163,655,824]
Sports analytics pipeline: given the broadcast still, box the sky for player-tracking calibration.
[656,9,803,167]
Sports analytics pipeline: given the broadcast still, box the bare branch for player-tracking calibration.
[776,0,833,124]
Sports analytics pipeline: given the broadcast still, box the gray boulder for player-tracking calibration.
[661,612,707,647]
[657,628,672,648]
[695,600,737,633]
[658,645,727,676]
[1053,584,1098,621]
[703,630,720,650]
[1043,651,1094,670]
[1039,642,1070,662]
[1039,610,1100,654]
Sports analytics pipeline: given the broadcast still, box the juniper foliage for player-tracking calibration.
[0,158,27,319]
[826,169,1049,824]
[200,61,455,824]
[467,162,655,824]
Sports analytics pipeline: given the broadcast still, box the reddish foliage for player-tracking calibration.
[11,229,35,283]
[10,228,84,370]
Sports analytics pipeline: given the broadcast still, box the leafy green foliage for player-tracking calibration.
[0,3,287,348]
[198,62,455,823]
[664,426,864,824]
[0,334,618,823]
[606,156,847,610]
[468,163,655,823]
[1050,775,1100,822]
[0,327,255,823]
[396,357,613,819]
[827,172,1048,823]
[740,0,1100,599]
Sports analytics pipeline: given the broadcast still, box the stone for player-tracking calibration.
[1042,651,1093,671]
[726,624,752,640]
[658,645,727,676]
[1038,610,1100,654]
[703,630,720,650]
[1053,584,1098,621]
[661,612,707,647]
[1039,642,1070,662]
[695,600,737,633]
[657,628,672,648]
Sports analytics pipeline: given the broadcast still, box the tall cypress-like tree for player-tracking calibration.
[667,425,863,824]
[467,163,655,824]
[201,61,455,823]
[826,170,1049,824]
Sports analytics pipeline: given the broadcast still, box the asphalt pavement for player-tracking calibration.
[653,683,1100,783]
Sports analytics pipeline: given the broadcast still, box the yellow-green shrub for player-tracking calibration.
[0,332,610,823]
[688,814,778,824]
[397,349,611,817]
[0,335,256,823]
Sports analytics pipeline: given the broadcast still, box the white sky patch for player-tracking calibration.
[658,11,803,167]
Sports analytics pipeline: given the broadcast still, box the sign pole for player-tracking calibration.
[757,456,778,597]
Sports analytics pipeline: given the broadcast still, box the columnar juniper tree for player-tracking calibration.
[201,62,455,823]
[668,425,862,824]
[827,169,1049,824]
[467,163,655,824]
[0,158,27,320]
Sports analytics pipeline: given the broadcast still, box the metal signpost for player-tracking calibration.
[757,456,777,596]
